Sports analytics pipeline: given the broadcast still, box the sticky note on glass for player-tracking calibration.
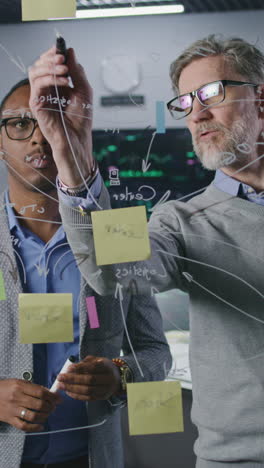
[0,271,6,300]
[127,381,184,435]
[91,206,151,265]
[22,0,76,21]
[19,293,73,344]
[86,296,100,329]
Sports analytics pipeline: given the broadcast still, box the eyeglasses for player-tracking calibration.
[0,117,39,140]
[167,80,258,120]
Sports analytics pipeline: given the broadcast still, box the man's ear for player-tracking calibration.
[256,85,264,116]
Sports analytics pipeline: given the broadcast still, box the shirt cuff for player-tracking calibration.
[57,172,102,210]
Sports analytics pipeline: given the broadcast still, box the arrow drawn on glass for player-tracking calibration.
[34,264,49,277]
[115,282,144,377]
[34,242,69,278]
[59,253,90,280]
[127,278,139,296]
[148,189,171,213]
[0,250,18,283]
[0,43,27,74]
[142,131,156,173]
[151,286,160,296]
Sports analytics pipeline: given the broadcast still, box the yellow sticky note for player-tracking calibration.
[91,206,151,265]
[0,271,6,300]
[127,381,184,436]
[19,293,73,344]
[22,0,76,21]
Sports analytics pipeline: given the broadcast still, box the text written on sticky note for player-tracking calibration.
[19,293,73,344]
[127,381,184,435]
[92,205,151,265]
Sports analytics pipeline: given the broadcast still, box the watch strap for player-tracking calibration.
[58,160,98,197]
[112,358,133,392]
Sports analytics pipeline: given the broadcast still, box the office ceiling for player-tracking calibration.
[0,0,263,23]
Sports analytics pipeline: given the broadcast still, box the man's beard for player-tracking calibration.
[192,113,256,171]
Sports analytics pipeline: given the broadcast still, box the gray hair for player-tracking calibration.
[170,34,264,92]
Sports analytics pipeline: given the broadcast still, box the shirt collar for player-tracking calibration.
[213,169,243,197]
[213,169,264,205]
[4,190,66,244]
[4,190,19,233]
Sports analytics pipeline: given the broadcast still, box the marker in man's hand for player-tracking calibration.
[56,34,67,64]
[50,355,76,393]
[55,34,72,85]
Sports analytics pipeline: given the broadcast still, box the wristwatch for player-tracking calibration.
[112,358,133,392]
[58,161,98,197]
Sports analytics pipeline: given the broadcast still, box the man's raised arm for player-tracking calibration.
[28,44,187,296]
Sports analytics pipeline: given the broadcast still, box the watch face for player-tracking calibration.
[101,55,141,94]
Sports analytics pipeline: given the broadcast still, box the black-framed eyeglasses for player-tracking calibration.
[0,117,39,140]
[167,80,258,120]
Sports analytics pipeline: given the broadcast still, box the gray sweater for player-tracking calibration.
[59,182,264,466]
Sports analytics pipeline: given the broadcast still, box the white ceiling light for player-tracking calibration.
[76,4,184,17]
[48,4,184,20]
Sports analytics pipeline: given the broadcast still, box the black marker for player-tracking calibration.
[56,34,67,64]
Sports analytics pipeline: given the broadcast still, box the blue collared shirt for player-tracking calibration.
[4,192,89,465]
[213,169,264,206]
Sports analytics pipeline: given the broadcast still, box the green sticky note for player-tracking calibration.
[127,381,184,436]
[22,0,76,21]
[0,271,6,300]
[91,206,151,265]
[19,293,73,344]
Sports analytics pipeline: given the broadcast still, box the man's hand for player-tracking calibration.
[0,379,62,432]
[56,356,121,401]
[28,45,94,187]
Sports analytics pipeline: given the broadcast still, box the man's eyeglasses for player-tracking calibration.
[0,117,39,140]
[167,80,258,120]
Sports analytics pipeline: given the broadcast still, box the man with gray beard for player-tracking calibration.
[31,35,264,467]
[168,35,264,181]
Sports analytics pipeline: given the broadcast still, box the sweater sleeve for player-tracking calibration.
[120,292,172,383]
[58,183,189,296]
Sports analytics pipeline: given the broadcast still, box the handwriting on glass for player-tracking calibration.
[115,263,167,281]
[0,202,45,214]
[10,235,22,248]
[18,204,45,215]
[2,109,32,118]
[104,128,120,134]
[34,95,92,110]
[112,185,156,202]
